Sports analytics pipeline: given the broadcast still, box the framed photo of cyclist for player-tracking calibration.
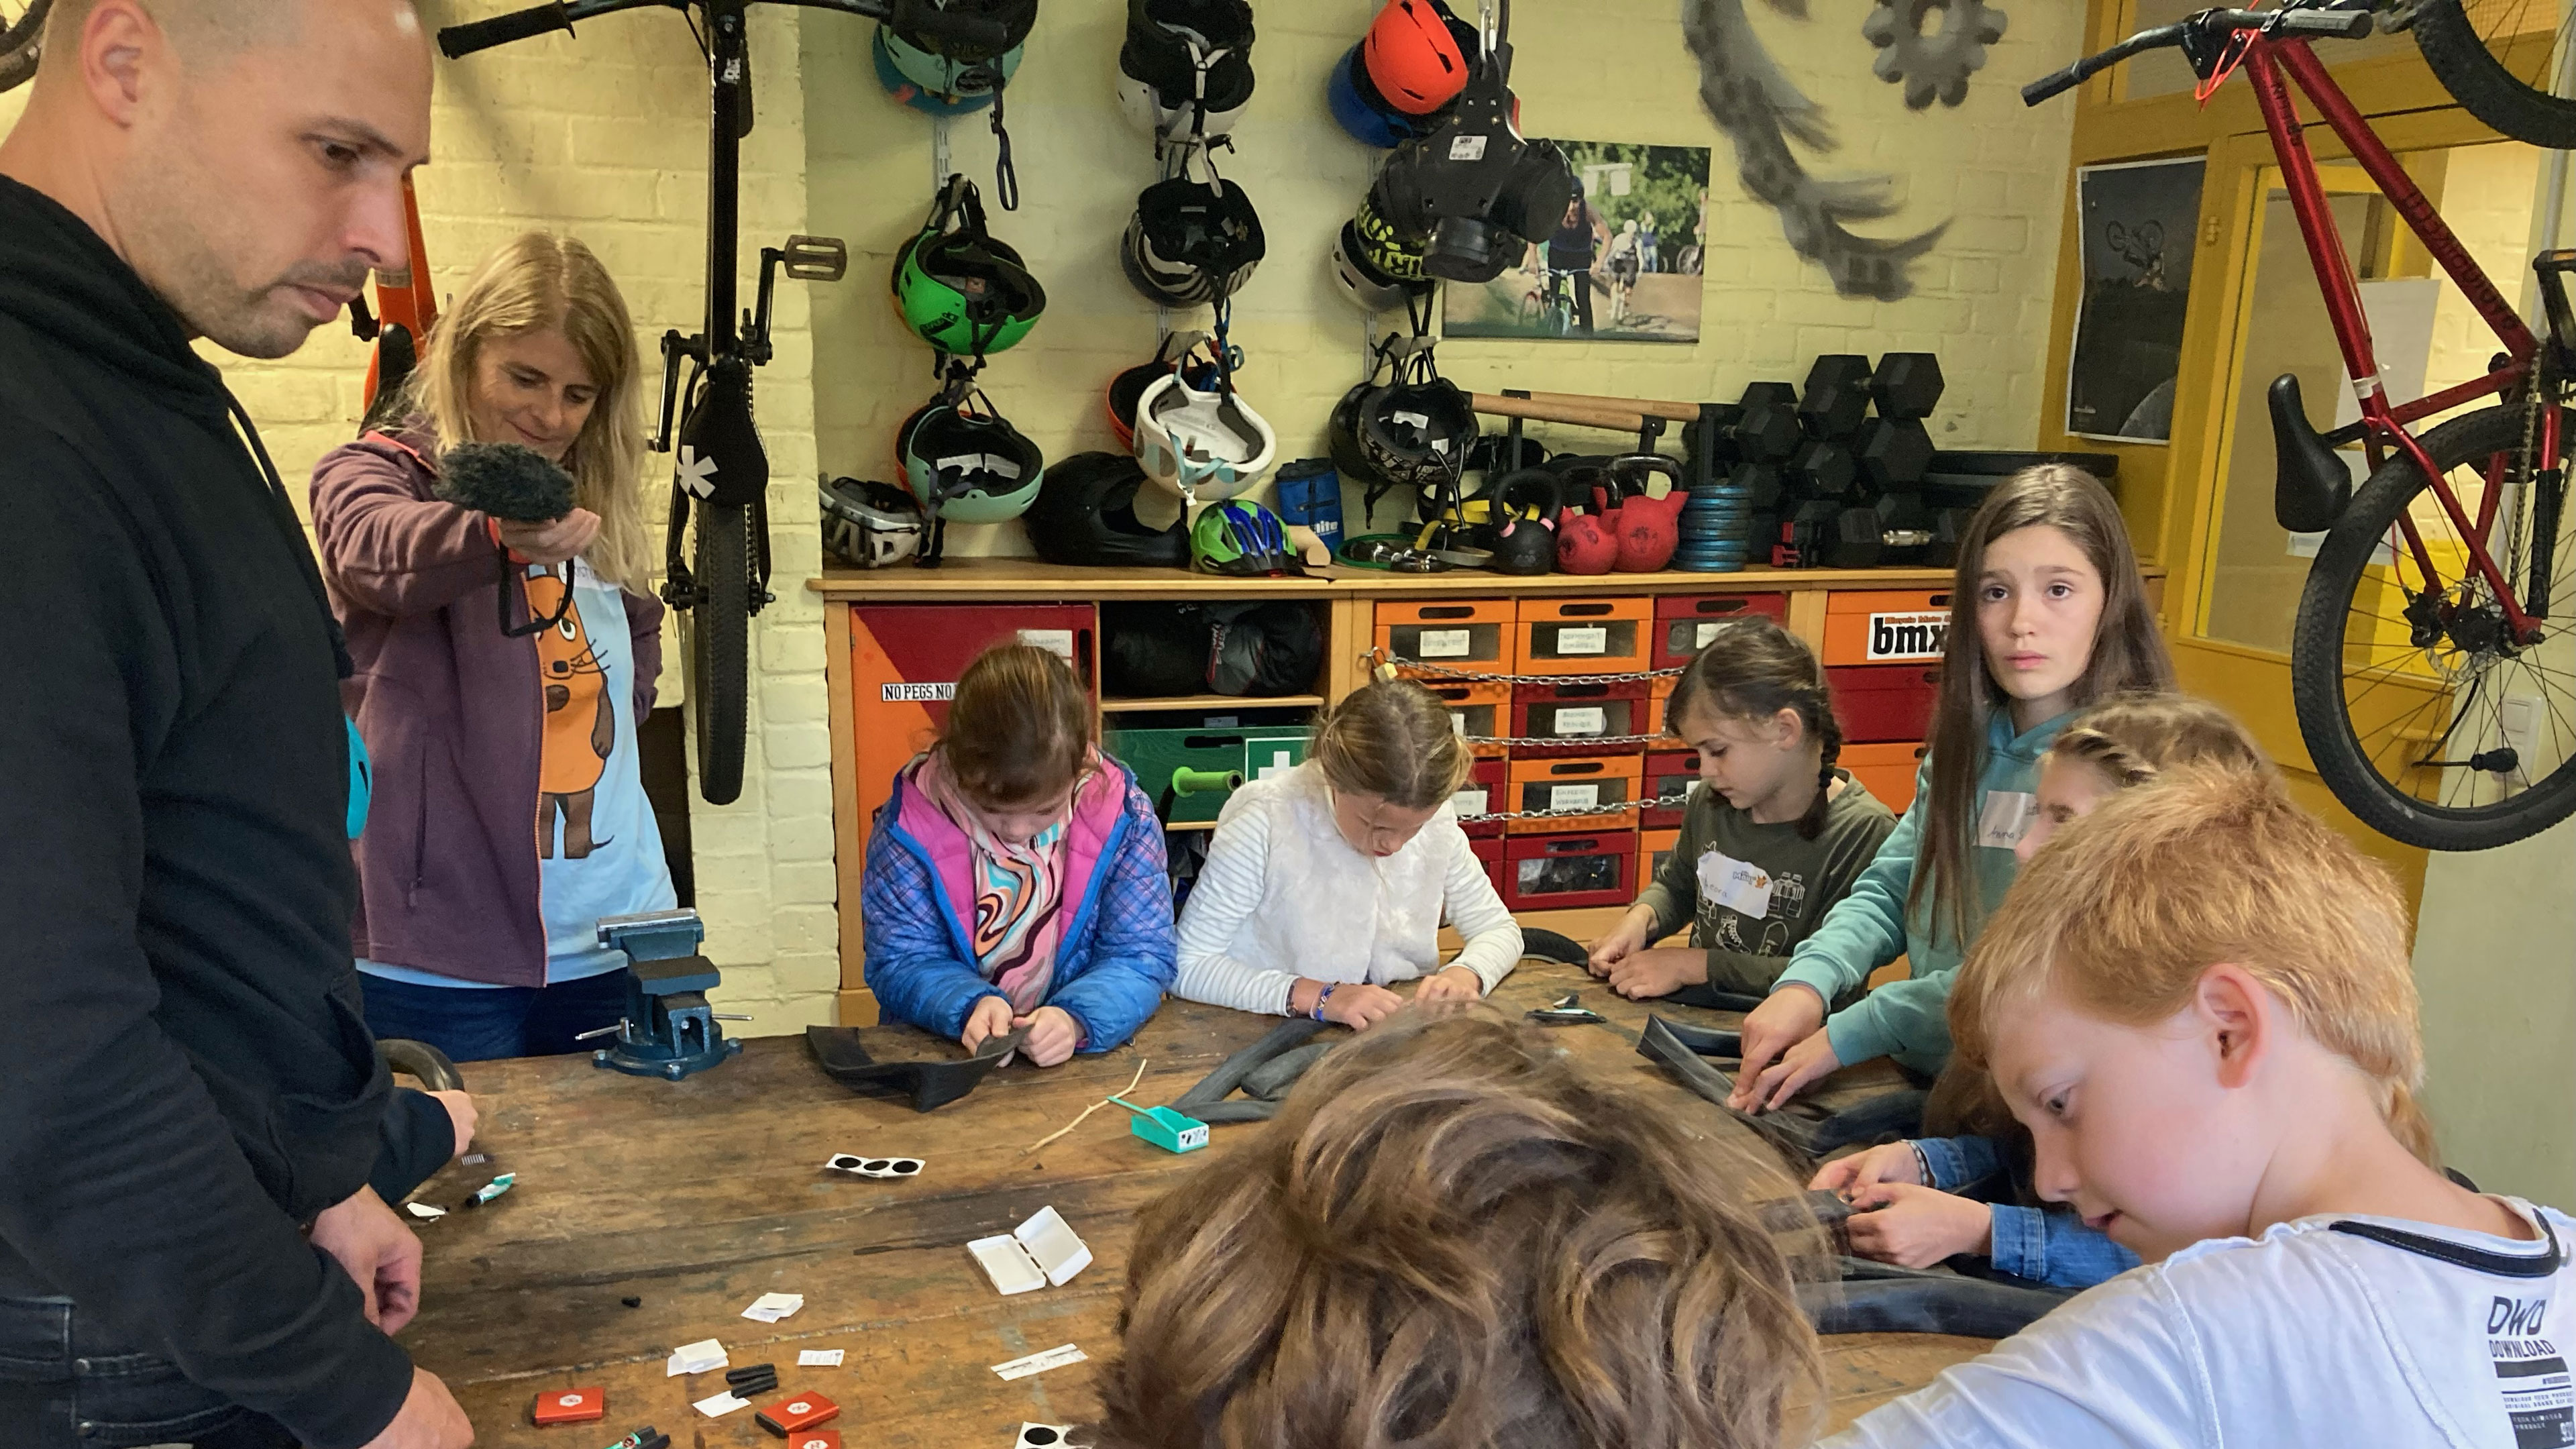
[2065,156,2207,443]
[1443,140,1711,343]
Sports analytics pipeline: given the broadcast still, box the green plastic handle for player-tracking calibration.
[1171,767,1242,796]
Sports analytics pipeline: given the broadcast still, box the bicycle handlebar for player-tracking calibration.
[2022,5,2375,106]
[440,0,1000,62]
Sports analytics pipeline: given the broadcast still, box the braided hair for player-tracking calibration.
[1664,617,1844,839]
[2045,692,2272,790]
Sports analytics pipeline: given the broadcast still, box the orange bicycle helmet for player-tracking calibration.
[1361,0,1471,115]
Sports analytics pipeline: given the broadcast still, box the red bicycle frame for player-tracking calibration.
[2244,33,2554,645]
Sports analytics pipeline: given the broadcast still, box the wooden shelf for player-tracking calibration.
[807,557,2025,602]
[1099,693,1324,715]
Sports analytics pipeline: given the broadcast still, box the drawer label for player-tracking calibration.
[1416,627,1474,659]
[1555,625,1609,655]
[1552,706,1607,737]
[1695,621,1727,649]
[1452,786,1489,816]
[1866,611,1949,661]
[881,682,956,702]
[1549,783,1603,811]
[1016,628,1077,664]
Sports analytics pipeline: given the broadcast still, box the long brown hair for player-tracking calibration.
[410,232,653,593]
[1311,678,1472,810]
[932,643,1094,809]
[1909,466,2172,947]
[1094,1007,1822,1449]
[1665,616,1844,839]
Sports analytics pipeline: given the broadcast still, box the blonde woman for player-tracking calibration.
[1172,678,1521,1029]
[311,232,672,1061]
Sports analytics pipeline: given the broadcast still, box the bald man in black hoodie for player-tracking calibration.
[0,3,470,1446]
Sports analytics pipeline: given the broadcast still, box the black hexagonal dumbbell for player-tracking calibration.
[1854,415,1934,490]
[1823,505,1887,569]
[1926,506,1976,567]
[1874,490,1933,564]
[1733,382,1802,462]
[1868,352,1945,421]
[1781,497,1844,568]
[1790,437,1856,498]
[1728,460,1783,511]
[1683,404,1746,477]
[1799,354,1874,439]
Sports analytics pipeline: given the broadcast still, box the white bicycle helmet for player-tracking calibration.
[1132,370,1277,503]
[1328,217,1430,314]
[818,476,926,569]
[1116,70,1252,142]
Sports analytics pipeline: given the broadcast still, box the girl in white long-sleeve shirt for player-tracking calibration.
[1174,678,1521,1030]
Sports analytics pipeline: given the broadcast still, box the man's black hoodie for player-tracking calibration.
[0,176,413,1444]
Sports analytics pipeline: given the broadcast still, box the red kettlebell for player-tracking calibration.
[1556,511,1619,574]
[1615,488,1683,572]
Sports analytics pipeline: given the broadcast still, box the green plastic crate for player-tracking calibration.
[1106,725,1313,825]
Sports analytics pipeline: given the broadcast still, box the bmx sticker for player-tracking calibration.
[1865,611,1948,661]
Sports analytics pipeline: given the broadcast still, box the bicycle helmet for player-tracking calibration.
[1134,369,1277,502]
[892,177,1046,357]
[1326,42,1421,150]
[1327,217,1430,314]
[1358,373,1477,495]
[1191,498,1301,576]
[873,30,1008,115]
[1362,0,1472,115]
[1352,185,1430,284]
[878,24,1025,101]
[1119,170,1265,307]
[1118,0,1256,139]
[896,394,1045,525]
[819,476,927,570]
[1022,450,1190,568]
[883,0,1036,65]
[1105,342,1185,451]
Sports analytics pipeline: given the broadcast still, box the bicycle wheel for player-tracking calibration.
[687,501,751,806]
[2291,404,2576,850]
[2412,0,2576,150]
[2,0,52,93]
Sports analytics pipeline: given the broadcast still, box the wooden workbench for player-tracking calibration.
[400,958,1986,1446]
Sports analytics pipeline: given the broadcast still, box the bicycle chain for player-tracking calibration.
[1370,648,1686,688]
[1455,798,1666,824]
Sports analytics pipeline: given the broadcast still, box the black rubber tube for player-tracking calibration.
[378,1038,464,1093]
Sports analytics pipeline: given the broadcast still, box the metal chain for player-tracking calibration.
[1456,797,1664,824]
[1460,732,1674,749]
[1369,647,1684,688]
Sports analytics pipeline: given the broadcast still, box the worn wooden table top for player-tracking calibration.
[400,959,1984,1448]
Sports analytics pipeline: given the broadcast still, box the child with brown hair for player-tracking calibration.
[1093,1007,1823,1449]
[1733,465,2175,1112]
[1822,769,2569,1447]
[1587,616,1899,1006]
[1172,677,1521,1030]
[1813,694,2271,1290]
[861,643,1175,1064]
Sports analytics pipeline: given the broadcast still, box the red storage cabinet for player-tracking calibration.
[1829,663,1942,744]
[1503,830,1639,912]
[1419,679,1511,760]
[1509,678,1650,756]
[1652,592,1790,669]
[1642,749,1697,829]
[1452,755,1507,839]
[1640,827,1680,896]
[847,604,1095,827]
[1471,834,1505,898]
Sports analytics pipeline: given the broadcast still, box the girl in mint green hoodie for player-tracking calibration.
[1729,466,2173,1112]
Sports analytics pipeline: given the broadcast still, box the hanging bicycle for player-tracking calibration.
[438,0,1010,805]
[2030,3,2576,850]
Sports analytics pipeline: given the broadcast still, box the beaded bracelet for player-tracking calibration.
[1311,983,1338,1022]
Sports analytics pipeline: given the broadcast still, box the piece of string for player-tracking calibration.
[1023,1056,1150,1157]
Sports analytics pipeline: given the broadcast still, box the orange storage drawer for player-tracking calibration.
[1822,589,1955,667]
[1415,678,1511,759]
[1513,596,1651,676]
[1505,753,1643,835]
[1375,599,1513,678]
[1652,592,1790,668]
[1843,741,1927,814]
[1452,755,1507,839]
[1640,827,1681,896]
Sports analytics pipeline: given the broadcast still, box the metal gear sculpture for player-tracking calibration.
[1863,0,2011,110]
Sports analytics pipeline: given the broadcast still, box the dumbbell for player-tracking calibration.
[1855,415,1934,490]
[1749,509,1782,564]
[1875,491,1933,564]
[1926,506,1975,568]
[1868,352,1945,421]
[1821,506,1887,569]
[1799,354,1874,438]
[1780,498,1844,568]
[1790,438,1856,498]
[1683,405,1747,476]
[1728,460,1784,511]
[1733,382,1803,462]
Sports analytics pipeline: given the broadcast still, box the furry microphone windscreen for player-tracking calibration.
[435,441,577,523]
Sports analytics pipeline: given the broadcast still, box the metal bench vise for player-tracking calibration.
[590,908,744,1081]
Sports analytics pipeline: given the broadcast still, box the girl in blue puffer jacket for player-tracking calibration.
[861,643,1175,1063]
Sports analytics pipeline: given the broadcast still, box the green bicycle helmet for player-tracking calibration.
[891,176,1046,357]
[1190,498,1301,576]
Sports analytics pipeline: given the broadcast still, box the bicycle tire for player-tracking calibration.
[2412,0,2576,151]
[1,0,52,93]
[690,501,751,807]
[2290,404,2576,850]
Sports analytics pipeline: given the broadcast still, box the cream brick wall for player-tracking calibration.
[803,0,2084,557]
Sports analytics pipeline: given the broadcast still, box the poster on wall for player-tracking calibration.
[1442,141,1711,343]
[2065,156,2207,443]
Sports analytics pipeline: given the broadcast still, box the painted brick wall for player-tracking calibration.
[802,0,2085,558]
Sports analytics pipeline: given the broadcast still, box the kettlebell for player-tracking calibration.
[1488,466,1561,576]
[1556,511,1619,574]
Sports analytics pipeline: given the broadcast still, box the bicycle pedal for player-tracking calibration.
[784,235,848,283]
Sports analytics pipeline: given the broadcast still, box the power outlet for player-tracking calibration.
[2496,694,2542,787]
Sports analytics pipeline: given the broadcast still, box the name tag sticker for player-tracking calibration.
[1978,790,2039,849]
[1697,850,1774,919]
